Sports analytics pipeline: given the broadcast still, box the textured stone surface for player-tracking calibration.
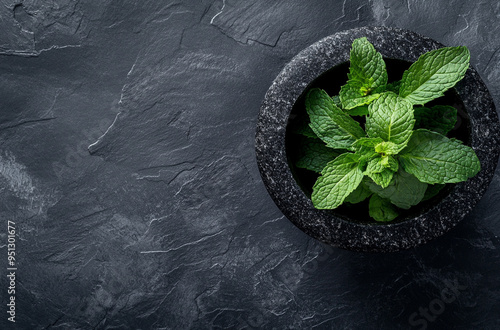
[0,0,499,329]
[256,26,500,252]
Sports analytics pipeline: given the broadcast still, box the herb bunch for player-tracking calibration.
[295,37,480,222]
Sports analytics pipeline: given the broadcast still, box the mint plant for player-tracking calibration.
[295,37,480,222]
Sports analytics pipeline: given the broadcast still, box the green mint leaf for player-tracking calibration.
[346,105,369,116]
[365,155,398,174]
[353,137,384,150]
[365,157,384,174]
[352,137,383,168]
[340,84,381,109]
[332,95,342,108]
[422,184,446,201]
[369,194,399,222]
[294,119,318,138]
[399,46,470,105]
[366,92,415,150]
[344,179,372,204]
[306,88,366,150]
[296,138,343,173]
[364,155,397,188]
[375,141,400,156]
[414,105,457,135]
[339,37,388,110]
[367,168,394,188]
[345,37,388,95]
[386,80,401,93]
[358,154,378,170]
[366,169,428,209]
[311,153,363,209]
[399,129,481,184]
[382,155,398,171]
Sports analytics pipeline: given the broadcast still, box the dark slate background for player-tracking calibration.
[1,0,500,329]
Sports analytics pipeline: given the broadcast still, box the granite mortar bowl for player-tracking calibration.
[255,26,500,252]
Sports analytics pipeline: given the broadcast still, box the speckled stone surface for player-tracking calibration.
[256,26,500,252]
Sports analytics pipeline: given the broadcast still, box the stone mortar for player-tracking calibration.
[255,26,500,252]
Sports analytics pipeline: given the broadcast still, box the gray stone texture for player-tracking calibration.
[1,0,500,329]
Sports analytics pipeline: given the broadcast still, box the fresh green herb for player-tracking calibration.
[399,46,470,105]
[295,37,479,222]
[413,105,457,135]
[339,37,387,109]
[369,194,399,222]
[306,88,365,150]
[296,138,343,173]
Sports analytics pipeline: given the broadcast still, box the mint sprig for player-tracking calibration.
[295,37,480,222]
[339,37,388,109]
